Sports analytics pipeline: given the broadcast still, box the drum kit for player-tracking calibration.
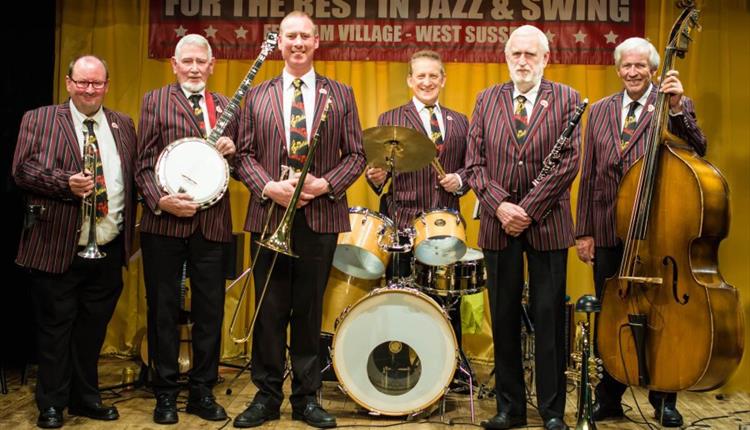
[324,125,487,418]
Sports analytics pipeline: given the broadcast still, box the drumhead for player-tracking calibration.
[461,247,484,262]
[156,138,229,207]
[332,287,457,415]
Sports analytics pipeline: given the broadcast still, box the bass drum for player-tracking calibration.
[155,137,229,209]
[331,287,457,416]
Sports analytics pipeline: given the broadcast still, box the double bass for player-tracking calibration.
[597,3,744,392]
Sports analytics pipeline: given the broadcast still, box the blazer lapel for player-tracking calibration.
[170,84,203,136]
[499,84,518,149]
[441,107,452,144]
[268,77,285,153]
[58,103,82,170]
[404,103,426,135]
[622,88,657,157]
[608,93,624,153]
[104,110,130,172]
[525,80,552,145]
[312,75,330,133]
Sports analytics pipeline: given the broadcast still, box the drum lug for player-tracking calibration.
[337,384,348,395]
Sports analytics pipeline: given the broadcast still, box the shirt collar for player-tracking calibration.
[412,97,440,113]
[622,84,653,109]
[283,68,316,91]
[512,81,541,104]
[181,87,206,101]
[69,100,105,128]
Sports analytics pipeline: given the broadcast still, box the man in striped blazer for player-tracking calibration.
[12,55,136,428]
[365,49,472,389]
[575,37,706,428]
[233,11,365,429]
[135,34,238,425]
[466,25,581,430]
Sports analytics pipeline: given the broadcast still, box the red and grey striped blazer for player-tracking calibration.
[12,102,137,274]
[373,102,470,229]
[466,79,581,251]
[235,74,366,234]
[575,87,706,247]
[136,83,239,243]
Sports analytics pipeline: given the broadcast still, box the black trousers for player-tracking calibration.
[484,237,568,421]
[250,212,337,410]
[29,235,123,410]
[593,245,676,408]
[141,230,225,398]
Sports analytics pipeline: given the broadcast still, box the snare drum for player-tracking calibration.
[414,248,487,296]
[333,207,394,280]
[156,137,229,209]
[331,287,457,416]
[413,208,467,266]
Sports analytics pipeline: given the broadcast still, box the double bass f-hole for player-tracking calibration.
[662,255,688,305]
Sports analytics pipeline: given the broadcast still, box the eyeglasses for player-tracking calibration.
[69,78,108,90]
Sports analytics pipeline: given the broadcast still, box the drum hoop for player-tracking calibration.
[348,206,395,227]
[330,286,458,416]
[417,207,466,226]
[155,137,229,209]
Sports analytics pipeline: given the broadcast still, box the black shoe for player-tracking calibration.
[292,402,337,428]
[186,395,227,421]
[153,393,178,425]
[37,407,63,429]
[544,417,569,430]
[592,400,625,421]
[654,404,683,427]
[480,412,527,429]
[68,402,119,420]
[233,402,280,428]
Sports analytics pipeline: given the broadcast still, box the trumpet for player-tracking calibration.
[566,294,603,430]
[226,92,334,345]
[78,128,105,259]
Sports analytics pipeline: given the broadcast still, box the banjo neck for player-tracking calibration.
[206,31,279,146]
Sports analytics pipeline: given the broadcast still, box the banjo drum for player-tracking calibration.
[155,32,278,209]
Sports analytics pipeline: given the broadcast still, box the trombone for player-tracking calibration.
[78,128,105,259]
[225,92,334,345]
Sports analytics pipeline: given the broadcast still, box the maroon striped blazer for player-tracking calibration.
[373,102,470,229]
[12,102,137,274]
[136,83,239,243]
[466,79,581,251]
[235,74,366,234]
[575,87,707,246]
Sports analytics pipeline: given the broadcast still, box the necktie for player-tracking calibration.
[514,95,529,145]
[288,78,308,172]
[83,119,108,221]
[188,94,206,138]
[425,105,444,152]
[620,101,639,150]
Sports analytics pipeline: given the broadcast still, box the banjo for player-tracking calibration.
[155,32,279,209]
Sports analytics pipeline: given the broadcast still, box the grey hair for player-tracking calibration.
[505,25,550,56]
[174,34,213,60]
[614,37,660,71]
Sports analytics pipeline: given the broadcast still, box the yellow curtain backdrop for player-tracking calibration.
[54,0,750,392]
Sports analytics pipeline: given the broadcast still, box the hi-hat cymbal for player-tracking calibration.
[363,126,436,173]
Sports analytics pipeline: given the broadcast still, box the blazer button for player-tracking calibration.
[518,160,524,166]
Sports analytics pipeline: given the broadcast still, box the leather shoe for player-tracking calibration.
[292,402,337,428]
[186,395,227,421]
[592,400,625,421]
[37,406,63,429]
[480,412,527,429]
[153,393,178,425]
[654,404,683,427]
[544,417,569,430]
[233,402,280,428]
[68,402,119,420]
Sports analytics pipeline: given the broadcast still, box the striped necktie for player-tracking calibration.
[514,95,529,145]
[425,105,444,151]
[83,118,108,221]
[620,101,639,150]
[288,78,308,171]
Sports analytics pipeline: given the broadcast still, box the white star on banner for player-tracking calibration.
[604,30,619,44]
[174,25,187,37]
[235,26,248,39]
[545,30,556,43]
[204,25,218,39]
[574,30,587,44]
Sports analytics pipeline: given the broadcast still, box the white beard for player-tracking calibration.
[181,80,206,93]
[509,67,543,89]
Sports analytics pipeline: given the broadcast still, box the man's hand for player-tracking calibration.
[69,171,94,198]
[158,193,199,217]
[366,167,388,186]
[299,173,331,198]
[439,173,461,193]
[576,236,595,265]
[659,70,684,114]
[215,136,236,157]
[496,201,531,237]
[264,178,315,208]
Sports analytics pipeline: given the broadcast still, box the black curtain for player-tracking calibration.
[1,4,56,368]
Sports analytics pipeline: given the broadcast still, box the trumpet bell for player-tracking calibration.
[78,243,106,259]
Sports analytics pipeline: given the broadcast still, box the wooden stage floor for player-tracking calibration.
[1,357,748,429]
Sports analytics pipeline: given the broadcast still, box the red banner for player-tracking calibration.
[149,0,644,64]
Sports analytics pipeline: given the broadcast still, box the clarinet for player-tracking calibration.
[532,98,588,187]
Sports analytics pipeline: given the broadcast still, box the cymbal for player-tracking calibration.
[363,126,436,173]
